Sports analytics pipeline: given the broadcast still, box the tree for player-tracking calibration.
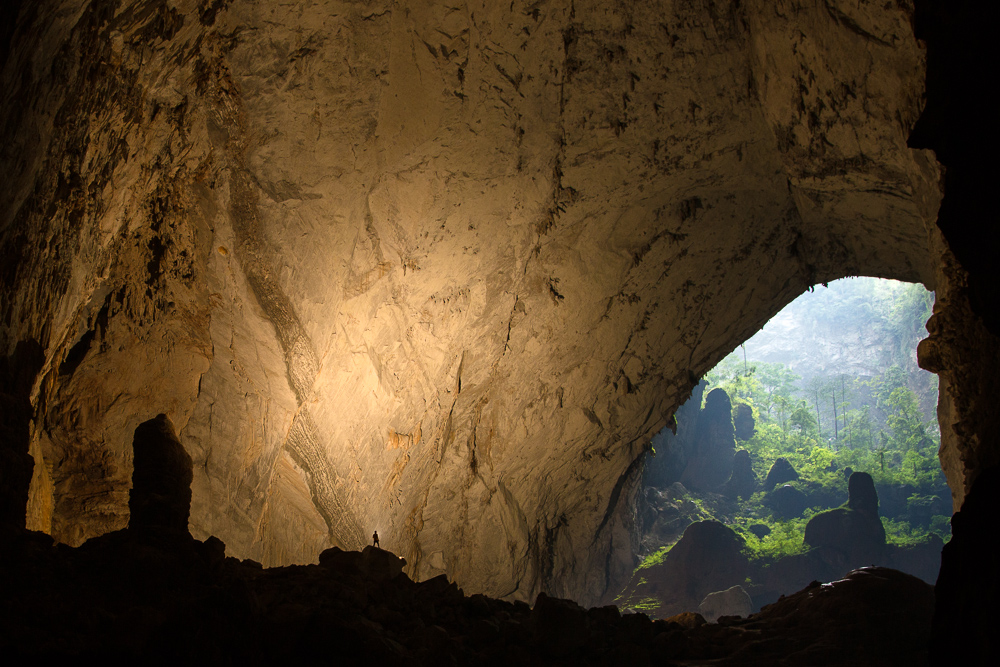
[885,386,933,452]
[789,400,818,435]
[806,376,825,439]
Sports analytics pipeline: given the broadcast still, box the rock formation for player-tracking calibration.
[648,386,740,492]
[847,470,880,516]
[763,457,799,491]
[681,388,738,491]
[4,0,996,615]
[722,448,756,500]
[644,381,705,489]
[804,471,886,570]
[129,415,193,533]
[619,520,749,619]
[733,403,755,441]
[767,483,809,520]
[698,585,752,624]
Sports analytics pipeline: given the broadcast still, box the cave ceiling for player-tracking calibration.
[0,0,946,604]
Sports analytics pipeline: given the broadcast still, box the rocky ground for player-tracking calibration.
[0,525,933,666]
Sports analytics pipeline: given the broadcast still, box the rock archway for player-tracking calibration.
[2,0,986,608]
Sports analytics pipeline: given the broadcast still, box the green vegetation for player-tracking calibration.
[700,280,949,552]
[637,545,674,570]
[701,358,949,551]
[732,512,812,560]
[618,279,949,614]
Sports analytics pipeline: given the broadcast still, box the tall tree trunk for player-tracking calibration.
[814,389,822,439]
[832,392,839,440]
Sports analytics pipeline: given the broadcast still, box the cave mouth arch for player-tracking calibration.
[619,277,948,614]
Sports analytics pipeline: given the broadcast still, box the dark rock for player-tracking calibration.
[734,403,755,441]
[804,506,886,570]
[749,523,771,539]
[767,484,809,519]
[932,464,1000,665]
[617,611,655,645]
[722,449,756,499]
[885,535,944,585]
[128,415,193,534]
[0,340,44,532]
[681,389,737,491]
[764,457,799,491]
[804,473,887,572]
[619,521,749,619]
[644,382,706,488]
[318,545,362,569]
[360,545,407,581]
[319,545,406,582]
[530,592,586,657]
[735,567,934,665]
[847,471,879,516]
[750,551,839,610]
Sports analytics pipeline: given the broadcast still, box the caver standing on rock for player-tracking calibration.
[372,530,380,548]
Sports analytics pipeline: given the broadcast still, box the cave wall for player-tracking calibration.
[0,0,949,605]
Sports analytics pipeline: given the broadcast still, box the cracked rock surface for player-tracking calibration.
[2,0,945,604]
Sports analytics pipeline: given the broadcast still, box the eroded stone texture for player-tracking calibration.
[1,0,943,604]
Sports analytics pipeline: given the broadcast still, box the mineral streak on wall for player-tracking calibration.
[0,0,947,605]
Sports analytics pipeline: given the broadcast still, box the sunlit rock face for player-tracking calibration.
[1,0,943,604]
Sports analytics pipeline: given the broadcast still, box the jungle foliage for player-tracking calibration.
[699,280,949,559]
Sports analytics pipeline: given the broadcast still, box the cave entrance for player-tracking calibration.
[616,277,949,617]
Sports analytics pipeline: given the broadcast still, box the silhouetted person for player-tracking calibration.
[372,530,379,548]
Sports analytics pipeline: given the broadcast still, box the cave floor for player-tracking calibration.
[0,527,932,665]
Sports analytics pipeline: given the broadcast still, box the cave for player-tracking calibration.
[1,0,996,663]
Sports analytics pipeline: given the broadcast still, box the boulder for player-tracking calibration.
[624,521,749,619]
[768,484,809,519]
[749,524,771,539]
[764,457,799,491]
[734,404,755,441]
[722,449,757,499]
[698,585,753,623]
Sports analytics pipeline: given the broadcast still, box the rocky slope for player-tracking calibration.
[0,526,935,666]
[0,0,946,605]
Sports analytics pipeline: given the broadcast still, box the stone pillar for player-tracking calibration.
[128,414,193,534]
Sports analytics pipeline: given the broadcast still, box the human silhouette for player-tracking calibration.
[372,530,379,548]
